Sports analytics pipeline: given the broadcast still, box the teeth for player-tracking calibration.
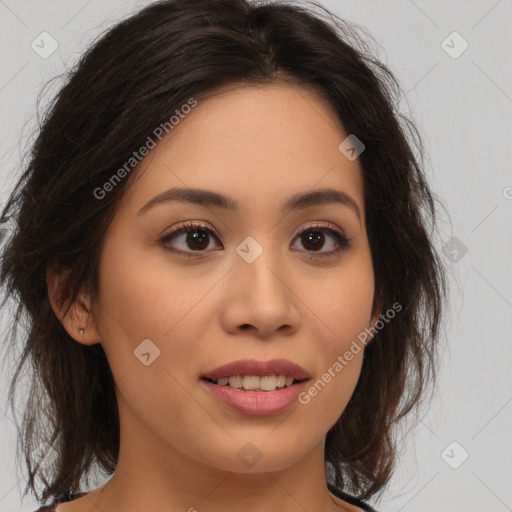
[243,375,260,390]
[276,375,286,388]
[213,374,298,391]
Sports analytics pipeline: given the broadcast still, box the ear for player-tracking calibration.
[365,307,383,346]
[46,264,101,345]
[370,309,381,328]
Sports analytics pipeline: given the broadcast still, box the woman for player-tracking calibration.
[0,1,447,511]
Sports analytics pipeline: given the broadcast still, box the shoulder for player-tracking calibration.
[31,492,88,512]
[328,483,379,512]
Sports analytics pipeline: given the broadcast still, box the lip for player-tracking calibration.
[200,378,310,416]
[200,358,311,381]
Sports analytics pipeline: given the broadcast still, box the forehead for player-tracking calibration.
[123,83,365,221]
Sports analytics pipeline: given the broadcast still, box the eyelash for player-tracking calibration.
[159,221,351,259]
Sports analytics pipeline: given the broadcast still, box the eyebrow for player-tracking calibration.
[138,186,361,222]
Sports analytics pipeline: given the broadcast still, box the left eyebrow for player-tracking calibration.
[137,186,362,223]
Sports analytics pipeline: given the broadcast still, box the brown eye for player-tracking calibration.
[160,222,221,255]
[291,223,351,258]
[159,221,351,258]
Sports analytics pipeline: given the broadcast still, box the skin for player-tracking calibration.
[47,82,380,512]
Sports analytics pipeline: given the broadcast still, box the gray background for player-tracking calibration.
[0,1,511,511]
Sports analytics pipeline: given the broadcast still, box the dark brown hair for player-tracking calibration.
[0,0,447,504]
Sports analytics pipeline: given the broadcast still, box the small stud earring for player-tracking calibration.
[79,328,85,336]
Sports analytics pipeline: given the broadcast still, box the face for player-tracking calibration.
[86,83,377,474]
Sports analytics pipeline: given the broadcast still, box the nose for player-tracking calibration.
[218,244,301,339]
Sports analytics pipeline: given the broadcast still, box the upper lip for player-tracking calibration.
[201,358,311,381]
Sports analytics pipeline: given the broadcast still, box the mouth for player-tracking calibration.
[199,359,311,415]
[199,360,312,416]
[200,358,310,385]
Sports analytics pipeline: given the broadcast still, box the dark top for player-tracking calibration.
[328,483,378,511]
[33,487,377,511]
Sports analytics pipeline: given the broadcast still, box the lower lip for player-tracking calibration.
[200,379,309,416]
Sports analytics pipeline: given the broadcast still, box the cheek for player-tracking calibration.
[96,225,189,336]
[309,253,375,345]
[93,239,209,432]
[96,239,160,339]
[94,231,218,380]
[297,256,374,426]
[93,231,166,373]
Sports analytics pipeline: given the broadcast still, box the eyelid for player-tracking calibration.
[162,220,346,240]
[291,221,346,239]
[160,220,219,240]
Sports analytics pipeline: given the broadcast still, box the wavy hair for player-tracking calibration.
[0,0,447,504]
